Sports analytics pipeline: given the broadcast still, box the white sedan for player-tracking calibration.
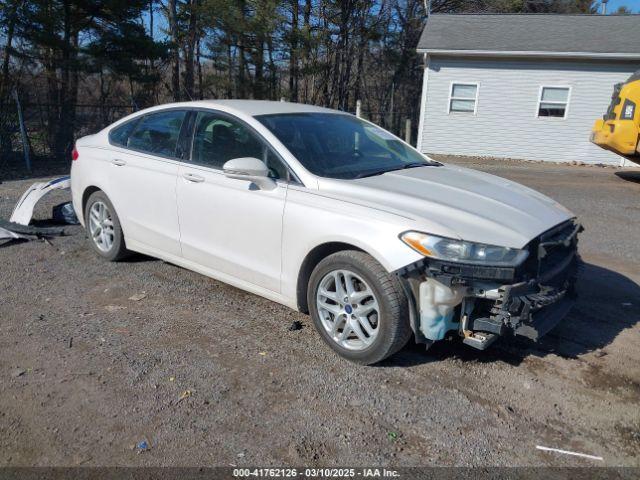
[71,100,580,364]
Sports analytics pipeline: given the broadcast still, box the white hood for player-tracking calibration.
[318,164,574,249]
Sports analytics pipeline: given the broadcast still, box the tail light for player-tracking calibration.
[72,147,79,161]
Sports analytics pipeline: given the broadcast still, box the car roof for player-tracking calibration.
[166,99,342,117]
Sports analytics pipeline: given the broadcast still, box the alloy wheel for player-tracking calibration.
[316,269,380,351]
[88,201,115,253]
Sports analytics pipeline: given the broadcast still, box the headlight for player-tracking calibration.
[400,231,529,267]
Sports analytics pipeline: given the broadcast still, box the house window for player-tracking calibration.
[538,86,570,118]
[449,83,478,114]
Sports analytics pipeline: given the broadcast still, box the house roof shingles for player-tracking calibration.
[417,14,640,56]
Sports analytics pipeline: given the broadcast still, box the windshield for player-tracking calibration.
[256,113,438,179]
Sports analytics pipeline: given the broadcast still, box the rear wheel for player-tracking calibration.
[84,191,129,261]
[307,250,411,365]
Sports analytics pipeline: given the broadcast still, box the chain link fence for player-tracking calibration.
[0,98,420,178]
[1,100,135,165]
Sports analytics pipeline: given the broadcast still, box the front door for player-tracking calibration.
[176,110,290,292]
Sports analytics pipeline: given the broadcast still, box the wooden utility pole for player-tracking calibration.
[167,0,180,101]
[405,118,411,145]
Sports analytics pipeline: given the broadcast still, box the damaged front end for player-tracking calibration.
[397,220,582,350]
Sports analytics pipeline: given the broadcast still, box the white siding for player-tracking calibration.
[418,57,639,165]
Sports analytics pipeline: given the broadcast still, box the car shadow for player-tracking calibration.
[615,170,640,184]
[117,252,158,263]
[29,220,156,263]
[380,262,640,367]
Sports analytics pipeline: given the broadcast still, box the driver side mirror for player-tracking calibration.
[223,157,277,191]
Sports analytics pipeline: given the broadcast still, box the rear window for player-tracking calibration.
[109,120,138,147]
[127,110,187,158]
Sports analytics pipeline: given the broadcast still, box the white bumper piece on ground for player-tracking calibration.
[0,226,30,241]
[10,176,71,225]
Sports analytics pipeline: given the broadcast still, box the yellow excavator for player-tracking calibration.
[591,70,640,165]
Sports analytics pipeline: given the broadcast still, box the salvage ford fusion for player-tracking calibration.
[71,100,580,364]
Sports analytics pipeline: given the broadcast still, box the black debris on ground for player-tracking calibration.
[288,320,303,331]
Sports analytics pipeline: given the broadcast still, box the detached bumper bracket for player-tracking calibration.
[514,296,576,341]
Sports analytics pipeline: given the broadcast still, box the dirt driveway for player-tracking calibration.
[0,158,639,467]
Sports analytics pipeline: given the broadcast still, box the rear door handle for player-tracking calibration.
[111,159,126,166]
[183,173,205,183]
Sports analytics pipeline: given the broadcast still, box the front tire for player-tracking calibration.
[307,250,412,365]
[84,191,129,261]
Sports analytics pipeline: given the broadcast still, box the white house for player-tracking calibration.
[416,14,640,166]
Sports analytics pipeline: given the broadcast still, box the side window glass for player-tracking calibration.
[109,120,137,147]
[128,110,186,157]
[192,111,288,180]
[264,149,289,181]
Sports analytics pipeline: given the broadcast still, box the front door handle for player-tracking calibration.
[183,173,205,183]
[111,159,126,166]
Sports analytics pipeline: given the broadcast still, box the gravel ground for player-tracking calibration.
[0,157,639,468]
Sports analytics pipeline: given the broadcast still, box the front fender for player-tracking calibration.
[280,186,423,304]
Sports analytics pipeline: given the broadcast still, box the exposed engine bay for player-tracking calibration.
[398,220,582,349]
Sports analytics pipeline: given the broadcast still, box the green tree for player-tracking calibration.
[615,5,633,14]
[15,0,167,157]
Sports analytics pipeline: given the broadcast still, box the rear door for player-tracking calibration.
[176,109,291,292]
[106,109,189,257]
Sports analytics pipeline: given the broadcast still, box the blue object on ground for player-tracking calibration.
[136,440,149,451]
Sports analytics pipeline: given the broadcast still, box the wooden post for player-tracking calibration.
[355,100,362,118]
[388,82,395,129]
[405,118,411,144]
[13,88,31,172]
